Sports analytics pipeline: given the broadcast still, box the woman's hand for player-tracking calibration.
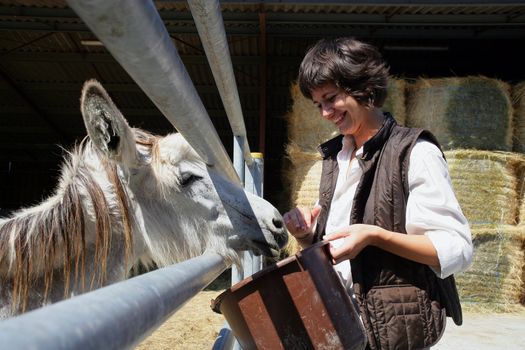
[283,205,322,246]
[324,224,383,264]
[324,224,441,268]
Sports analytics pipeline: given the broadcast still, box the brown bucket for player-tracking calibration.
[211,241,367,350]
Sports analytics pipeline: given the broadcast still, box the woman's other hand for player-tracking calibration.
[283,205,322,246]
[324,224,441,268]
[324,224,382,264]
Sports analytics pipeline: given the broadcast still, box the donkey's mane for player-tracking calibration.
[0,129,157,312]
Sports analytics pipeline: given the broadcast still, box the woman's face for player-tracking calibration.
[311,83,368,136]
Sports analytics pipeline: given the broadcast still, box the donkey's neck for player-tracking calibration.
[0,143,137,315]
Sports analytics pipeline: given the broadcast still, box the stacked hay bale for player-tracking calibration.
[283,143,323,209]
[514,82,525,226]
[446,149,525,308]
[514,82,525,308]
[457,226,525,312]
[444,150,523,226]
[283,78,406,255]
[407,76,525,312]
[407,76,513,151]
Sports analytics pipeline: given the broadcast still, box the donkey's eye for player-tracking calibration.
[180,173,201,187]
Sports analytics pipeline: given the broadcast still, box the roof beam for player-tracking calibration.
[0,22,522,39]
[0,81,277,94]
[265,26,525,38]
[0,52,264,64]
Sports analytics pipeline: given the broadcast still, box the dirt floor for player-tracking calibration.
[135,287,525,350]
[135,290,225,350]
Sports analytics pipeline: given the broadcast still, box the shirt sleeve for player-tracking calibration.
[406,139,473,279]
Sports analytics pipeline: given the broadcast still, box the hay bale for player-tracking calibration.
[286,78,407,152]
[283,143,323,209]
[445,150,525,226]
[281,143,322,256]
[456,225,525,313]
[513,82,525,153]
[407,76,513,151]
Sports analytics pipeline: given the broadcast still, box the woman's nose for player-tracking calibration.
[321,104,333,119]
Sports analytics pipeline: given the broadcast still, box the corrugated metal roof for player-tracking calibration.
[1,0,524,13]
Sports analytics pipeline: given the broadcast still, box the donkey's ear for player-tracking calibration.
[80,80,140,167]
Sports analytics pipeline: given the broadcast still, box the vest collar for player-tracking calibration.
[359,112,396,161]
[317,112,397,160]
[317,134,344,159]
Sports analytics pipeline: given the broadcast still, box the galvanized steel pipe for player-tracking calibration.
[187,0,254,165]
[0,253,229,350]
[66,0,239,182]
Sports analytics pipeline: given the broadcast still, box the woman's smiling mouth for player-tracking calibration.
[332,112,346,126]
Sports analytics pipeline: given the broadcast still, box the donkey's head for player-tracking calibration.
[80,80,287,266]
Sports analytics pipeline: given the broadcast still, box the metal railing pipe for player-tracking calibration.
[242,153,264,277]
[0,253,229,350]
[66,0,239,183]
[188,0,254,166]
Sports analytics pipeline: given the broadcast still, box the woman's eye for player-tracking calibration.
[180,174,201,187]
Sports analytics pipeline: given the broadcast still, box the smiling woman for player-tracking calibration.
[283,37,472,350]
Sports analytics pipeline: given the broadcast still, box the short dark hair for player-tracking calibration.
[298,37,389,108]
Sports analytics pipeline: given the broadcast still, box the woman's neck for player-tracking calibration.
[352,108,385,150]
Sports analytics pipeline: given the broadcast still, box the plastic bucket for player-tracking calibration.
[211,241,367,350]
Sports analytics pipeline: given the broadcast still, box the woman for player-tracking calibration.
[283,37,472,349]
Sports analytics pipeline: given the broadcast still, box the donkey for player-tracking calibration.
[0,80,287,318]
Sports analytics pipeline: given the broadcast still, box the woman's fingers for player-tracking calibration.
[329,239,354,263]
[284,208,306,234]
[292,207,306,230]
[311,205,322,221]
[283,205,321,238]
[323,228,350,241]
[325,224,379,263]
[284,211,298,232]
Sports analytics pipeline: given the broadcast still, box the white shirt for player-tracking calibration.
[325,135,473,286]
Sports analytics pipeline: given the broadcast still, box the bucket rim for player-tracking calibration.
[211,241,331,314]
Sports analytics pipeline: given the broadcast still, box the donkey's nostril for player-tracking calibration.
[273,217,284,229]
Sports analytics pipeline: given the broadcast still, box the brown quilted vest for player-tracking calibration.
[314,114,462,350]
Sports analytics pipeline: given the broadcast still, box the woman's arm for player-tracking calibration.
[325,225,440,268]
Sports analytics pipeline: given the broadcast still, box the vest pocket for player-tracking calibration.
[365,284,445,350]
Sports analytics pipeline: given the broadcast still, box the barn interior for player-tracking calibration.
[1,0,524,214]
